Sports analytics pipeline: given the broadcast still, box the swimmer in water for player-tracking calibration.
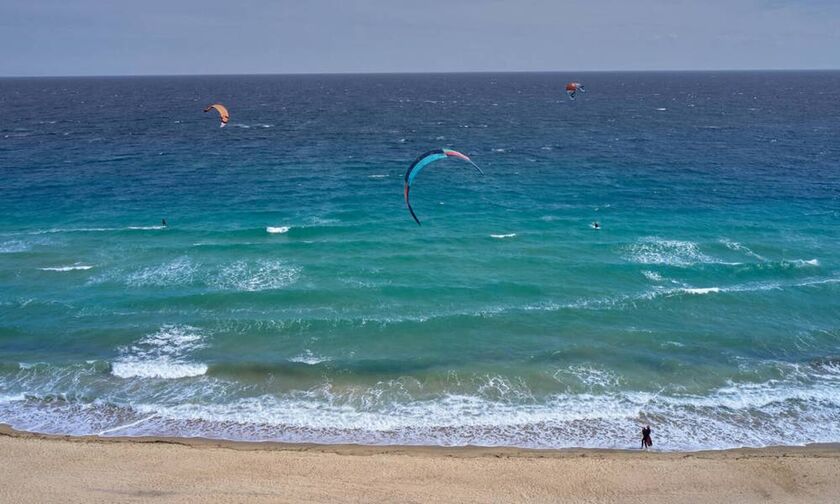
[592,221,600,230]
[161,219,167,227]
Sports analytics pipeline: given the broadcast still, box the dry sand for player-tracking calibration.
[1,425,839,503]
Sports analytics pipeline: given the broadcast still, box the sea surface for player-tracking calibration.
[1,72,838,450]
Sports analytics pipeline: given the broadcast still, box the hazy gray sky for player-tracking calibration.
[1,0,838,76]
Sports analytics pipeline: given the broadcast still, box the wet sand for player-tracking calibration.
[1,425,838,503]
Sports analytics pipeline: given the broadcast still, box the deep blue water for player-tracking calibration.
[0,72,838,450]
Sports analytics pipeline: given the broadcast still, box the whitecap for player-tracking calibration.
[30,225,164,235]
[112,325,207,379]
[719,238,767,261]
[289,350,330,365]
[641,270,663,282]
[490,233,517,239]
[308,217,339,226]
[111,361,208,380]
[39,265,94,272]
[126,225,166,231]
[266,226,290,234]
[788,259,820,268]
[681,287,721,295]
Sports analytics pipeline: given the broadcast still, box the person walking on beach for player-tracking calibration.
[641,425,653,449]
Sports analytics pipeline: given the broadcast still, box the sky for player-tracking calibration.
[1,0,838,76]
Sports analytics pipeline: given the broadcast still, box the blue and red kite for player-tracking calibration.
[404,149,483,225]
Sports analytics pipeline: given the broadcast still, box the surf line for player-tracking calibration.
[97,414,159,436]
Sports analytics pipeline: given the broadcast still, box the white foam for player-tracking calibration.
[641,270,663,282]
[796,277,839,287]
[0,240,30,253]
[554,366,622,390]
[5,360,840,450]
[266,226,290,234]
[719,238,767,261]
[681,287,722,295]
[0,393,26,403]
[39,265,94,272]
[109,257,302,291]
[111,361,208,379]
[368,174,387,179]
[212,260,301,292]
[626,237,718,267]
[308,217,339,226]
[656,107,667,111]
[124,256,197,287]
[788,259,820,267]
[112,325,207,379]
[289,350,330,365]
[113,369,840,450]
[30,226,164,235]
[658,277,838,299]
[98,414,159,435]
[490,233,517,239]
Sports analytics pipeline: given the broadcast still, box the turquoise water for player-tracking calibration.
[0,72,838,450]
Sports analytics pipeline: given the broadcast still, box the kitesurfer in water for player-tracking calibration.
[204,103,230,127]
[641,425,653,449]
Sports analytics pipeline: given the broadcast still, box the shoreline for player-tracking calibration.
[3,424,840,503]
[3,423,840,458]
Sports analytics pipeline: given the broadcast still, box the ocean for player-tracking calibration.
[0,72,838,450]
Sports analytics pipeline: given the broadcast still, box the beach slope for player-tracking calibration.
[1,427,839,503]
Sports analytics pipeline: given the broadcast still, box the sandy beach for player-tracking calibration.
[1,426,838,503]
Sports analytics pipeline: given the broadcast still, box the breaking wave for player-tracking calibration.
[111,325,208,379]
[39,265,94,272]
[1,361,839,450]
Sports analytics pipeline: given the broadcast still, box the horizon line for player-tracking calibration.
[2,68,839,79]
